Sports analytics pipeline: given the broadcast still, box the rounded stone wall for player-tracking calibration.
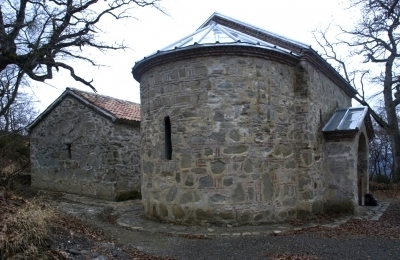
[135,46,304,225]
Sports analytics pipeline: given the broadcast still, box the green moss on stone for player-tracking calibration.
[115,190,141,201]
[324,201,355,214]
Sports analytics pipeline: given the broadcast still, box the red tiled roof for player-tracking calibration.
[68,88,140,122]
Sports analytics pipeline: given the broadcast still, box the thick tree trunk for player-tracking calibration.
[389,127,400,181]
[383,58,400,181]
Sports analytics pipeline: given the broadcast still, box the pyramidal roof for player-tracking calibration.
[132,13,357,98]
[146,12,310,59]
[197,13,309,48]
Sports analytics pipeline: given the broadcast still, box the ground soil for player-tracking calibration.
[2,184,400,260]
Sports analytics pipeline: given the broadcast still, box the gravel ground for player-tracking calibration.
[5,185,400,259]
[54,200,400,260]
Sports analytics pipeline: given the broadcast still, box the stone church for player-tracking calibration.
[131,13,373,225]
[27,88,141,200]
[29,13,373,225]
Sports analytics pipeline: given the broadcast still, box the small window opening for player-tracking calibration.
[164,116,172,160]
[67,143,72,159]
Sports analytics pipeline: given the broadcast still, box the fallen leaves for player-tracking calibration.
[52,212,105,241]
[179,234,211,240]
[126,249,177,260]
[267,253,320,260]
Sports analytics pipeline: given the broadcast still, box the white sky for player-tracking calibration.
[30,0,355,112]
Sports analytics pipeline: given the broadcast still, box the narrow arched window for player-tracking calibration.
[67,143,72,159]
[164,116,172,160]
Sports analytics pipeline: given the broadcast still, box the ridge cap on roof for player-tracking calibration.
[67,87,140,106]
[198,12,310,49]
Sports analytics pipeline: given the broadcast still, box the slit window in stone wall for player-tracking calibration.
[164,116,172,160]
[67,143,72,159]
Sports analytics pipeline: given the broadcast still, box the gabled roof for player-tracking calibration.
[132,13,357,98]
[68,88,140,122]
[27,88,140,131]
[322,106,374,139]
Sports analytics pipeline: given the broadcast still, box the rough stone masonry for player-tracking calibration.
[29,95,141,200]
[131,13,372,225]
[135,53,354,225]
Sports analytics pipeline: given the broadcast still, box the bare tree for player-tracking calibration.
[0,92,38,134]
[313,0,400,181]
[370,126,393,180]
[0,64,35,133]
[0,0,162,117]
[369,107,395,182]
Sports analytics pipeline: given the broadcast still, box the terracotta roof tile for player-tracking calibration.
[68,88,140,122]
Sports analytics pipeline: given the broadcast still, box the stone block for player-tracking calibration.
[180,155,192,168]
[224,145,248,155]
[160,204,168,217]
[171,205,185,219]
[210,160,226,174]
[223,177,233,187]
[217,82,233,89]
[232,183,245,202]
[196,209,213,221]
[179,191,193,204]
[219,211,234,220]
[195,66,208,77]
[209,132,226,142]
[229,130,241,141]
[166,186,178,202]
[185,175,194,186]
[262,173,273,200]
[199,176,214,188]
[243,159,253,173]
[192,168,206,175]
[210,194,228,203]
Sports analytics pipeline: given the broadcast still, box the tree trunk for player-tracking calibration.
[383,58,400,181]
[388,129,400,181]
[4,109,10,133]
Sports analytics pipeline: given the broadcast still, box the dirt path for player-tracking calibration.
[44,191,400,260]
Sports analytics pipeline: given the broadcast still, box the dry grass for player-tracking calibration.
[0,198,59,259]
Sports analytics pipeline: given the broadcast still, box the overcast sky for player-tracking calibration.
[30,0,355,112]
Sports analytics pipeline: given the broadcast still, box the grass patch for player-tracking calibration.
[0,199,57,259]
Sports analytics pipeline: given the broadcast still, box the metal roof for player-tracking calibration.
[198,12,310,49]
[156,20,298,57]
[132,13,358,99]
[139,12,309,63]
[322,107,368,133]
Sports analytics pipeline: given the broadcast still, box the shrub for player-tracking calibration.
[374,174,392,184]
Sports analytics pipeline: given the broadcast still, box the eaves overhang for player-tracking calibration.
[302,49,357,98]
[322,106,374,140]
[131,43,299,82]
